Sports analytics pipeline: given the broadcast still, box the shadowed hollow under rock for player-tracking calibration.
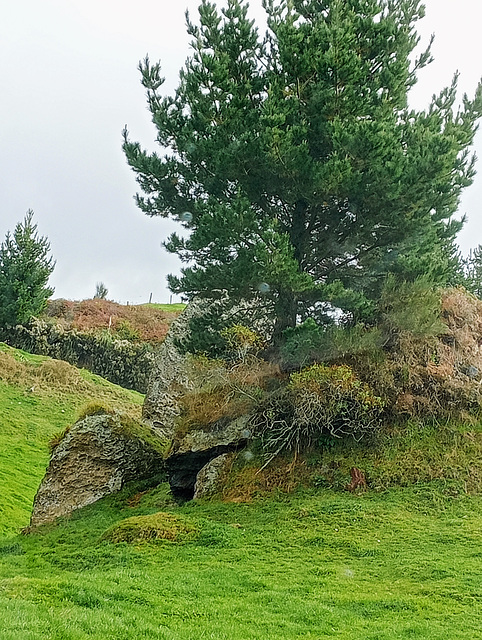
[165,415,251,499]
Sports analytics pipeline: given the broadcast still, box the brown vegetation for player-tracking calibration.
[45,299,180,344]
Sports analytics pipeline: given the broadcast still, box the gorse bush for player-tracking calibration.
[220,324,264,361]
[252,364,384,458]
[114,319,140,342]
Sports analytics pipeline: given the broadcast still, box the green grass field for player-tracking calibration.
[143,303,187,313]
[0,343,143,537]
[1,343,481,639]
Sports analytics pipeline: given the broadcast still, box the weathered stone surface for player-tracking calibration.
[194,453,231,499]
[30,414,164,528]
[141,301,200,439]
[166,415,251,499]
[142,296,274,440]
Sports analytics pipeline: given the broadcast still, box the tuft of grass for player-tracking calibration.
[47,426,71,453]
[76,400,116,421]
[102,511,199,544]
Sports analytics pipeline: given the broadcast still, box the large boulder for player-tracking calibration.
[30,413,165,528]
[165,415,251,499]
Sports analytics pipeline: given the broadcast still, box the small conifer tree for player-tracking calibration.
[94,282,109,300]
[0,210,55,327]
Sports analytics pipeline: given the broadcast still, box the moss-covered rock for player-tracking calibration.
[30,413,166,528]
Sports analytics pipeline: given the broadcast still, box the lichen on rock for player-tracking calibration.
[29,413,165,528]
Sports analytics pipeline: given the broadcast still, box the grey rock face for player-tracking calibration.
[142,295,274,440]
[194,453,231,499]
[166,415,250,499]
[30,414,164,528]
[141,301,200,439]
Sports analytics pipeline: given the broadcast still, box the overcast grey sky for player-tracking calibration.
[1,0,481,304]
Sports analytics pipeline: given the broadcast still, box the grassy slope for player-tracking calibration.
[0,343,144,536]
[0,343,481,638]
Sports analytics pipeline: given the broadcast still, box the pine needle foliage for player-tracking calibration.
[0,210,55,327]
[124,0,482,340]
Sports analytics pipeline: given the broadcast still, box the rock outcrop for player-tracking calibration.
[30,413,165,528]
[141,301,200,439]
[166,416,251,499]
[142,295,274,440]
[194,453,232,499]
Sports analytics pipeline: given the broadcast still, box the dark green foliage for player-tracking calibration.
[281,277,445,368]
[282,317,384,369]
[124,0,482,339]
[378,275,447,339]
[175,299,230,356]
[464,245,482,298]
[115,319,140,342]
[0,210,55,327]
[94,282,108,300]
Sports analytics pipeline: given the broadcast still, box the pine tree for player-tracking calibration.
[464,245,482,297]
[124,0,482,341]
[0,210,55,327]
[94,282,109,300]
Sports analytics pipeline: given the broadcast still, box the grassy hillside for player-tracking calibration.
[1,481,481,638]
[1,342,482,638]
[0,343,144,536]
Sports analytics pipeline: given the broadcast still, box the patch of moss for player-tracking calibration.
[101,512,199,544]
[113,415,170,456]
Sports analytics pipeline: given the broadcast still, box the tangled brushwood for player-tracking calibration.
[251,364,384,456]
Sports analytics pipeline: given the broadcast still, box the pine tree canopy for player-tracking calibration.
[123,0,482,338]
[0,210,55,327]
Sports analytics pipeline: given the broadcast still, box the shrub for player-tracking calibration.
[252,364,384,457]
[282,318,383,368]
[220,324,264,361]
[379,276,447,341]
[114,319,140,342]
[174,354,279,439]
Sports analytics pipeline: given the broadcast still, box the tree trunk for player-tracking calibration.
[272,289,298,348]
